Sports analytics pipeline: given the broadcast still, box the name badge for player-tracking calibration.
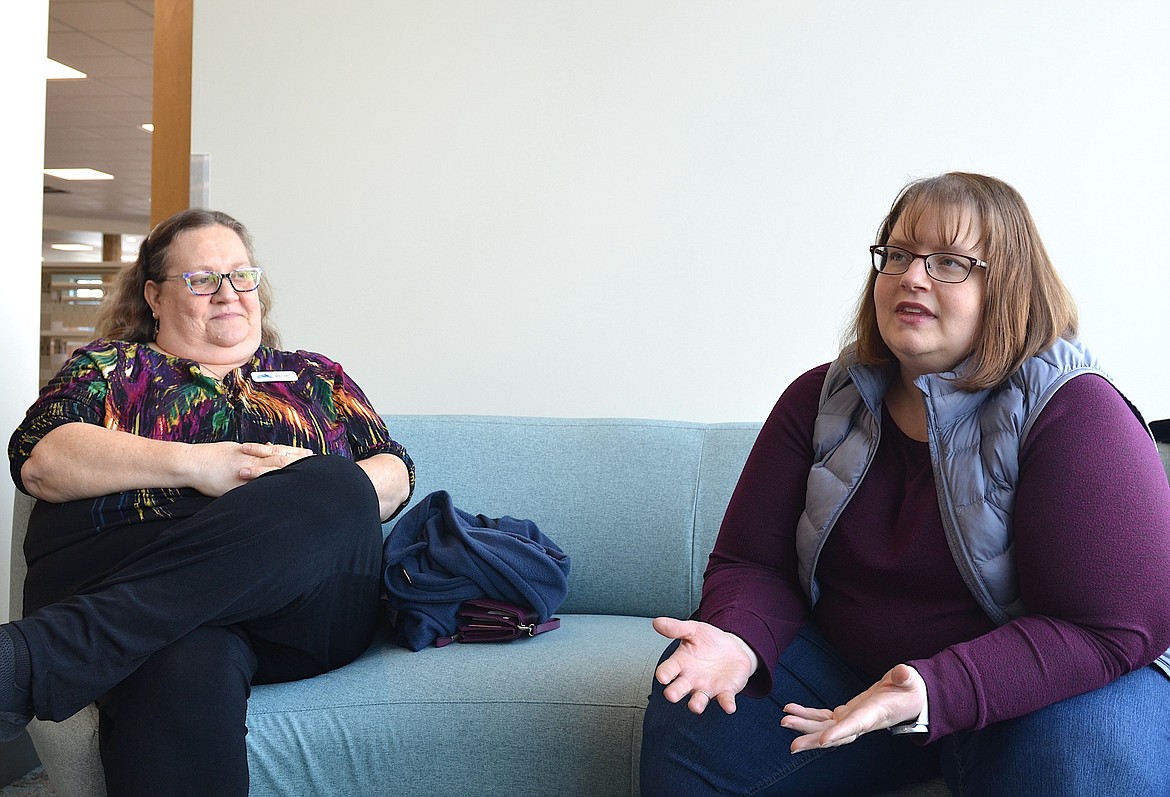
[251,370,298,383]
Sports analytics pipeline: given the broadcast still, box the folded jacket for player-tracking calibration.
[382,490,571,651]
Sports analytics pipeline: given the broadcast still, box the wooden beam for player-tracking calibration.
[151,0,193,227]
[101,232,122,262]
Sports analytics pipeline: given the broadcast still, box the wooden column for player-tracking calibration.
[151,0,193,227]
[101,232,122,262]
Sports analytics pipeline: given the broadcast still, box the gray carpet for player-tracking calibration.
[0,768,55,797]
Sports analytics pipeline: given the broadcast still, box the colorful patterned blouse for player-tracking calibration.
[8,339,415,533]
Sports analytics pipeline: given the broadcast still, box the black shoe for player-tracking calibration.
[1,625,33,742]
[0,697,33,742]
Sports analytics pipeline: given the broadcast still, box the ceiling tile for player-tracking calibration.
[94,30,154,57]
[46,0,160,232]
[51,1,152,33]
[49,31,123,59]
[59,52,152,78]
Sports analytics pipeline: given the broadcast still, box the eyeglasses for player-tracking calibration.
[166,267,264,295]
[869,245,987,284]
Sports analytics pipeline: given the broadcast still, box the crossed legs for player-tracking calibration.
[5,455,387,794]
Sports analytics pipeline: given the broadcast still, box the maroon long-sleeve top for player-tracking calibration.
[700,363,1170,740]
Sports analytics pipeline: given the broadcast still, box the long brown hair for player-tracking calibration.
[848,172,1077,389]
[96,208,280,347]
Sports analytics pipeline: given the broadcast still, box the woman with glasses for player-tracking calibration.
[641,173,1170,795]
[2,208,415,796]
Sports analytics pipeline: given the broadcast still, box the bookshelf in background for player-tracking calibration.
[41,262,122,386]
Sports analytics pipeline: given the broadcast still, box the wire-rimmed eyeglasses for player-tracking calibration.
[166,267,264,295]
[869,245,987,284]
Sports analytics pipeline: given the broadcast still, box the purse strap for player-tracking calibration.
[527,617,561,636]
[435,616,561,647]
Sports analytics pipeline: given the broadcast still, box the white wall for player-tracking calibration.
[192,0,1170,424]
[1,2,48,621]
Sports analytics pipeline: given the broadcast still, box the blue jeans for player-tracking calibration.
[640,626,1170,796]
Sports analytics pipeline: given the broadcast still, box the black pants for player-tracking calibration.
[17,456,386,797]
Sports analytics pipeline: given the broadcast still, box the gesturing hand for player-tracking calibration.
[781,663,927,753]
[651,617,759,715]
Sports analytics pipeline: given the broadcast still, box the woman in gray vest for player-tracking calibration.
[641,172,1170,796]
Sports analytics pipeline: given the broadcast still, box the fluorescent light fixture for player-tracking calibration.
[140,123,154,133]
[44,168,115,181]
[47,58,86,80]
[50,243,95,252]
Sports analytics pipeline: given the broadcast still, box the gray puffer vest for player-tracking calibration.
[797,338,1117,607]
[794,338,1170,674]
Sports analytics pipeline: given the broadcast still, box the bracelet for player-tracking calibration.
[888,721,929,735]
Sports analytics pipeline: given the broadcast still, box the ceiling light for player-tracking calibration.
[44,168,115,181]
[46,58,86,80]
[140,123,154,133]
[50,243,95,252]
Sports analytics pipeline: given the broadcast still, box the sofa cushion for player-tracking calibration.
[244,614,668,796]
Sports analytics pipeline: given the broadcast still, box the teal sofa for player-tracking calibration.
[28,413,1130,795]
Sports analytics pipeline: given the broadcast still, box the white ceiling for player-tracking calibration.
[43,0,154,263]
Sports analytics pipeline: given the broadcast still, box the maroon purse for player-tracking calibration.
[435,597,561,647]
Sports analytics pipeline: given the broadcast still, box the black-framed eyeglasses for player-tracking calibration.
[869,245,987,284]
[166,267,264,295]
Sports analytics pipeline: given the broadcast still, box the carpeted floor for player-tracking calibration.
[0,768,55,797]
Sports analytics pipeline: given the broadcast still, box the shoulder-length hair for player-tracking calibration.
[96,208,280,347]
[848,172,1077,390]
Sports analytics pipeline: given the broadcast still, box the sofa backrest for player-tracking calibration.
[13,429,1167,623]
[381,415,761,619]
[10,492,33,619]
[6,416,759,622]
